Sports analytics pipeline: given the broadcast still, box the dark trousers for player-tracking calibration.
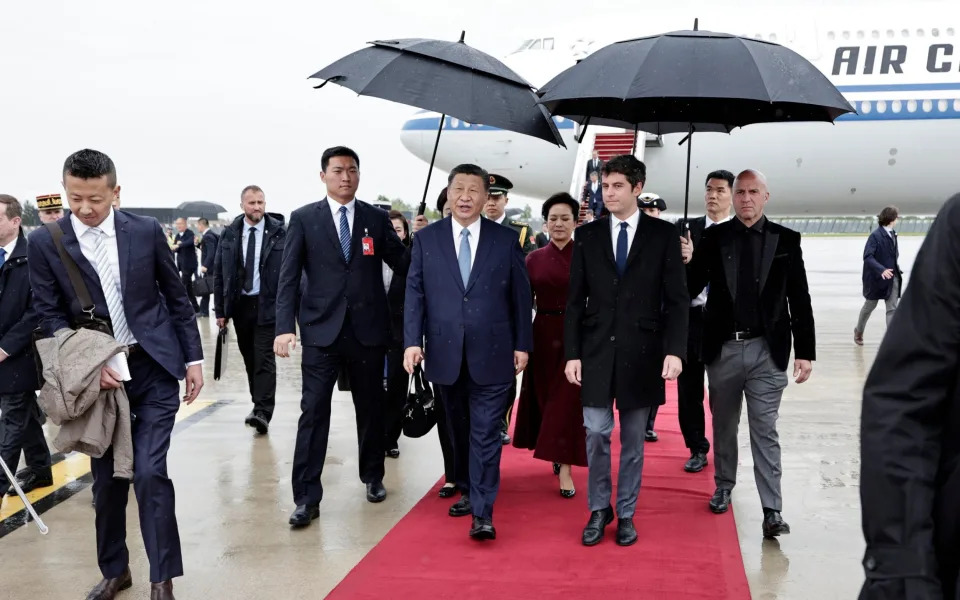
[439,358,512,520]
[646,405,659,431]
[179,271,199,312]
[92,352,182,583]
[501,379,517,433]
[677,308,710,454]
[384,346,408,450]
[0,391,51,494]
[291,317,386,506]
[233,295,277,421]
[433,383,456,484]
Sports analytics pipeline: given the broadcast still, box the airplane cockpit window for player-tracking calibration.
[529,39,542,50]
[511,39,534,54]
[544,37,555,50]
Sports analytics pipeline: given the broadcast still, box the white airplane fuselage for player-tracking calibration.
[400,7,960,216]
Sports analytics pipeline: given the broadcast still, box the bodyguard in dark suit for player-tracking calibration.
[584,171,603,217]
[0,195,51,498]
[854,206,901,345]
[681,169,815,538]
[674,170,734,473]
[214,186,285,434]
[28,149,203,600]
[585,150,604,182]
[404,164,533,540]
[858,194,960,600]
[274,146,409,527]
[172,218,200,313]
[564,155,688,547]
[196,218,219,316]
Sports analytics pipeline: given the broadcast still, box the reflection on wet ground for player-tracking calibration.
[0,235,921,599]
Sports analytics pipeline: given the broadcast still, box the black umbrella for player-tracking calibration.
[538,21,855,222]
[309,32,565,214]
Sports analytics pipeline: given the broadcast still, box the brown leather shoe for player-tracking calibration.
[854,328,864,346]
[85,568,132,600]
[151,580,175,600]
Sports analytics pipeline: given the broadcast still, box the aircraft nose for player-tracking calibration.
[400,111,444,163]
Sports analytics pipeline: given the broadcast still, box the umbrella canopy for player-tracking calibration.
[175,201,227,217]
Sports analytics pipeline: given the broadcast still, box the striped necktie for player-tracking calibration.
[89,228,134,345]
[338,206,351,262]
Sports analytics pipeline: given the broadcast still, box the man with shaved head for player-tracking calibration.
[681,169,815,538]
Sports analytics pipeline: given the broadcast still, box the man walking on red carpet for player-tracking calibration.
[564,155,688,547]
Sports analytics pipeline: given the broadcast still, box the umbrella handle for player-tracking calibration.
[417,113,446,217]
[0,453,48,535]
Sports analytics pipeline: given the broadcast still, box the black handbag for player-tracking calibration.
[32,223,114,381]
[401,365,437,438]
[192,275,214,296]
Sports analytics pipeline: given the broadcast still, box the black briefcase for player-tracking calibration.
[192,276,214,296]
[214,326,229,380]
[401,365,436,438]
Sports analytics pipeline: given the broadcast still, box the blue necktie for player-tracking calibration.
[615,221,628,275]
[0,248,5,269]
[338,206,351,262]
[458,228,472,286]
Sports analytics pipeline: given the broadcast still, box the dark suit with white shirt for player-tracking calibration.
[585,157,604,181]
[28,210,203,583]
[198,228,219,315]
[174,228,199,312]
[275,198,409,507]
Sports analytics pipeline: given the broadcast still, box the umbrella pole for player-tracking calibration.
[418,113,446,216]
[682,123,693,231]
[632,124,639,155]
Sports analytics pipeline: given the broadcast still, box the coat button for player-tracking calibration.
[464,297,468,302]
[864,556,877,571]
[610,336,616,341]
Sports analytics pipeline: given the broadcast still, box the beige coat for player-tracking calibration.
[35,328,133,480]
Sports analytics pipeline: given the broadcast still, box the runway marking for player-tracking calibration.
[0,398,231,538]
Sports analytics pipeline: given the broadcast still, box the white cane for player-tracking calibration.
[0,454,49,534]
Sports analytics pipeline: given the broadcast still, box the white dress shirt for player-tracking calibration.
[328,197,356,239]
[452,217,482,268]
[883,225,895,239]
[382,261,393,294]
[71,209,202,372]
[0,235,19,356]
[493,213,506,226]
[691,214,734,307]
[241,217,265,296]
[609,208,641,259]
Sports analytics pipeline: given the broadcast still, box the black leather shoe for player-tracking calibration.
[469,516,496,540]
[762,511,791,537]
[288,504,319,527]
[366,481,387,503]
[684,452,708,473]
[560,487,576,498]
[616,518,638,546]
[500,431,511,445]
[8,469,53,495]
[581,506,614,546]
[150,580,175,600]
[385,448,400,459]
[244,411,268,434]
[449,496,472,517]
[438,484,457,498]
[709,488,732,514]
[645,430,659,442]
[85,567,132,600]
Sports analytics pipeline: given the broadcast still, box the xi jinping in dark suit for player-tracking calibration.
[274,146,409,528]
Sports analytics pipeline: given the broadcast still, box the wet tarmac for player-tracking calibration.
[0,235,922,599]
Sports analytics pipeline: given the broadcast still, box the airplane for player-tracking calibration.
[399,4,960,217]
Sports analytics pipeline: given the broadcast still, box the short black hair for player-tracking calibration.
[705,170,735,189]
[541,192,579,220]
[878,206,899,227]
[436,187,448,213]
[447,164,490,191]
[321,146,360,172]
[602,155,646,189]
[198,218,210,227]
[388,209,410,238]
[63,149,117,187]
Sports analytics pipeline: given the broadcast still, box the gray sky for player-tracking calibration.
[0,0,886,219]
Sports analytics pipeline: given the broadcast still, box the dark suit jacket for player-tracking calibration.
[28,212,203,380]
[862,226,901,301]
[275,199,409,347]
[564,213,688,410]
[859,195,960,600]
[200,229,219,273]
[213,213,286,326]
[0,232,40,393]
[686,217,815,371]
[584,182,603,216]
[585,158,604,180]
[404,217,533,387]
[174,228,198,273]
[386,246,409,348]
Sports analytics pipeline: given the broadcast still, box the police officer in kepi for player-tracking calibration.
[36,193,64,224]
[483,173,536,445]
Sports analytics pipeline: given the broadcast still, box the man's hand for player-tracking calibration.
[793,359,813,384]
[514,351,529,374]
[403,346,424,374]
[412,215,429,233]
[662,355,682,380]
[200,266,207,274]
[564,359,582,386]
[100,366,123,390]
[216,318,228,328]
[0,349,7,363]
[183,364,204,404]
[274,334,297,357]
[881,268,894,280]
[679,233,693,264]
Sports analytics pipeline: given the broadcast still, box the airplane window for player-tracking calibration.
[827,31,836,40]
[938,99,948,112]
[901,29,910,37]
[876,100,887,113]
[861,100,872,114]
[917,29,925,37]
[529,39,542,50]
[842,31,850,40]
[886,29,895,38]
[932,28,940,37]
[954,99,960,112]
[450,118,460,128]
[871,30,880,39]
[857,30,865,39]
[544,37,555,50]
[922,99,933,112]
[769,33,777,41]
[907,99,917,112]
[891,100,902,113]
[948,28,955,36]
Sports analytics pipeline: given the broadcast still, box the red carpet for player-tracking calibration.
[327,382,749,599]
